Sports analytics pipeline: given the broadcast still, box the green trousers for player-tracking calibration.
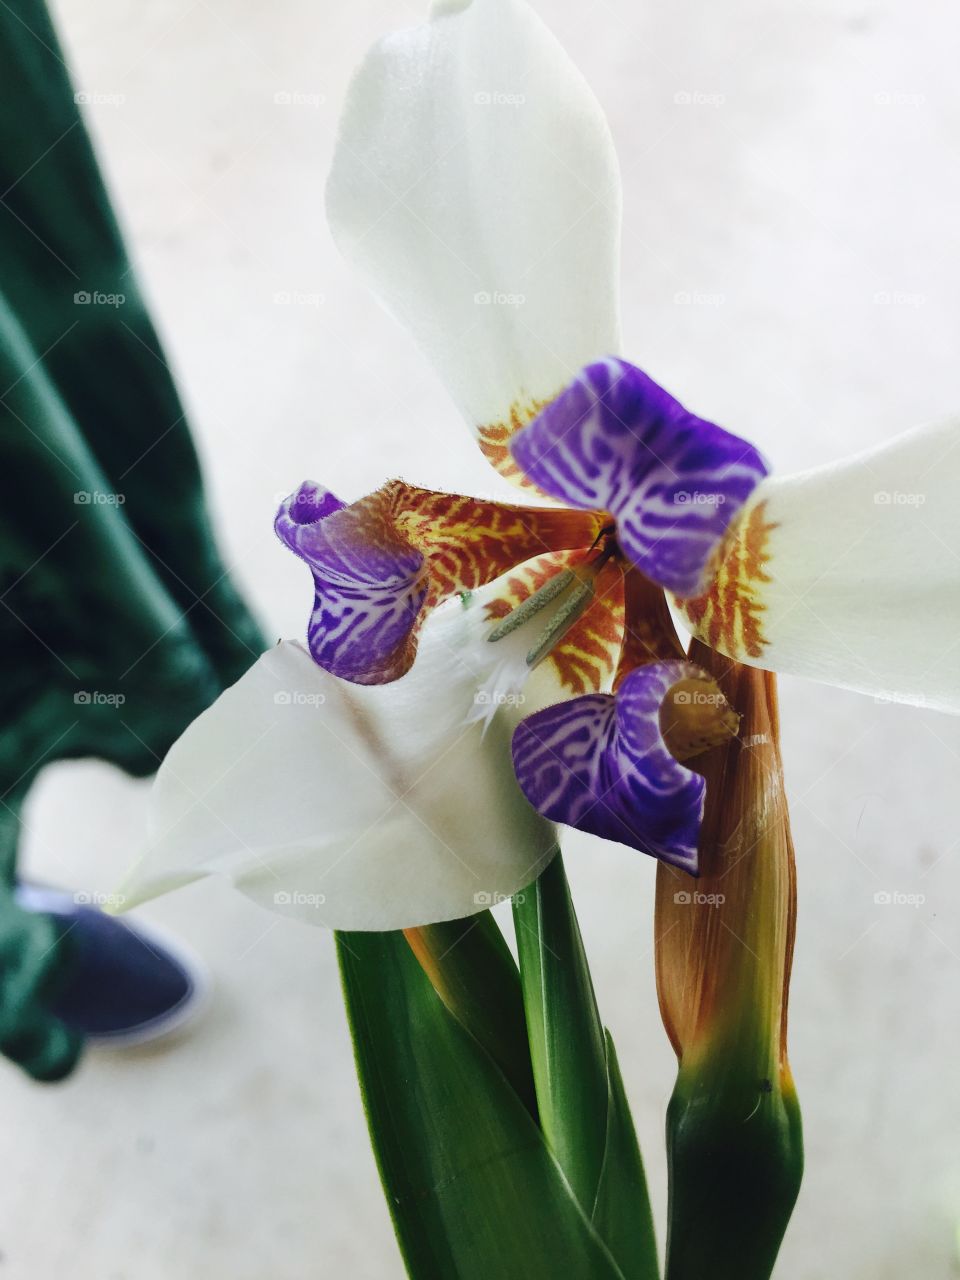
[0,1,265,1078]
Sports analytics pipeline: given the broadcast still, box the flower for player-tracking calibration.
[274,363,759,875]
[121,0,958,931]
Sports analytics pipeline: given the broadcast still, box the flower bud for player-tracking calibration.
[655,641,802,1280]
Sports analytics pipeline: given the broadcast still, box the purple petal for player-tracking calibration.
[275,483,427,684]
[277,481,346,534]
[511,660,707,872]
[509,359,769,596]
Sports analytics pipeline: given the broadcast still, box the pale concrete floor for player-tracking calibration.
[6,0,960,1275]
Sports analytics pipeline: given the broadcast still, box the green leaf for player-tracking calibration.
[595,1032,659,1276]
[403,914,537,1116]
[338,927,627,1280]
[513,855,659,1280]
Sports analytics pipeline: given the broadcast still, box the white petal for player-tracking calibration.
[119,598,557,930]
[326,0,621,479]
[682,418,960,712]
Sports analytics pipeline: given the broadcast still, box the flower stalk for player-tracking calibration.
[655,641,803,1280]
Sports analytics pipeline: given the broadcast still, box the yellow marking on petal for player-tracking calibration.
[477,395,552,490]
[678,500,778,660]
[389,482,600,605]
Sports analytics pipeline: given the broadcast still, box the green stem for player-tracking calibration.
[664,1029,803,1279]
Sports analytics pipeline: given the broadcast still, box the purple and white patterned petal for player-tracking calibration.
[509,358,769,596]
[511,659,708,873]
[275,482,428,685]
[276,481,346,538]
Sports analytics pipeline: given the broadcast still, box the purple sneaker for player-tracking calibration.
[15,884,209,1047]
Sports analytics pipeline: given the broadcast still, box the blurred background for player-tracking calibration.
[6,0,960,1275]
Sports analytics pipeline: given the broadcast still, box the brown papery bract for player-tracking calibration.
[655,640,797,1085]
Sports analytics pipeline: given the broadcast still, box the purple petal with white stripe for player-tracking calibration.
[510,358,769,596]
[276,480,346,533]
[275,482,427,685]
[511,660,707,873]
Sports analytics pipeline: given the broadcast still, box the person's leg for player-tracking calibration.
[0,0,265,1079]
[0,798,81,1080]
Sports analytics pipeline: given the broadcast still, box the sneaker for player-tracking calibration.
[15,884,209,1047]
